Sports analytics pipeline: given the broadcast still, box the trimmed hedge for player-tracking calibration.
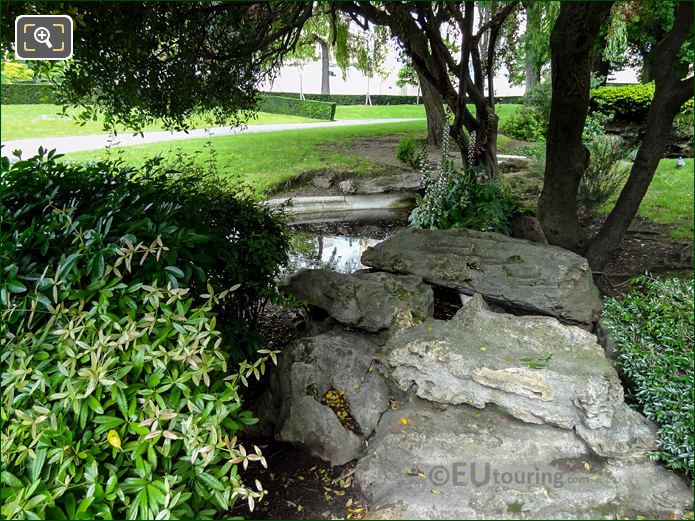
[590,83,654,122]
[1,83,58,104]
[258,95,336,120]
[267,91,523,106]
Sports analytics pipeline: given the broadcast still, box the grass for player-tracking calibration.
[2,103,521,140]
[0,104,314,140]
[63,120,427,196]
[600,157,693,239]
[335,103,520,127]
[633,157,694,239]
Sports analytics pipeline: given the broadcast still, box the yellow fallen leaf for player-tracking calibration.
[480,347,486,351]
[400,418,408,425]
[346,498,353,507]
[584,462,591,471]
[107,429,121,449]
[431,488,444,496]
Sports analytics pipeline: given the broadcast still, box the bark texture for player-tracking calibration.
[537,2,613,252]
[419,71,446,146]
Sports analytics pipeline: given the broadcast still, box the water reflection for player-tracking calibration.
[286,233,381,274]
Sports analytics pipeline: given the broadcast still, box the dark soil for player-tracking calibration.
[236,441,368,520]
[583,215,693,298]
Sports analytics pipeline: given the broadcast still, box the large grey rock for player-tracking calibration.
[384,295,656,459]
[284,269,434,332]
[361,228,602,324]
[356,398,693,520]
[263,328,389,466]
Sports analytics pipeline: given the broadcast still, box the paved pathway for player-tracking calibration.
[2,118,422,158]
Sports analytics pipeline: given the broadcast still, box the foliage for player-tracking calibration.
[395,137,425,169]
[0,150,282,519]
[1,3,317,132]
[501,81,551,141]
[500,105,545,141]
[672,99,694,141]
[395,63,419,91]
[590,83,655,122]
[523,81,553,131]
[409,132,523,234]
[1,61,35,84]
[352,25,390,103]
[603,275,694,478]
[1,148,290,359]
[257,95,336,121]
[517,3,559,86]
[582,111,614,143]
[1,84,57,104]
[578,136,629,216]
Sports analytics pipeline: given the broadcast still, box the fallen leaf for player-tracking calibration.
[107,429,121,449]
[400,417,408,425]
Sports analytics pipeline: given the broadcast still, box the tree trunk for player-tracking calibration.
[317,37,330,95]
[640,48,654,83]
[585,2,693,271]
[524,58,538,93]
[591,43,610,85]
[365,75,371,105]
[537,2,613,252]
[418,71,446,146]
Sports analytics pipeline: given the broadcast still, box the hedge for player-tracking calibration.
[590,83,655,122]
[1,83,58,104]
[257,95,336,120]
[267,91,523,106]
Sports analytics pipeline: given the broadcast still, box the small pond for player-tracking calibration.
[285,210,409,274]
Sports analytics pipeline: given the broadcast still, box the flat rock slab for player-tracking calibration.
[284,269,434,332]
[356,398,693,519]
[361,228,602,324]
[265,329,390,466]
[384,295,656,459]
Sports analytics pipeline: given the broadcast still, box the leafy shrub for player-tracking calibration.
[2,149,290,359]
[396,136,425,168]
[1,150,283,519]
[257,95,335,120]
[578,136,629,216]
[523,81,552,132]
[1,83,57,104]
[1,62,35,84]
[500,105,545,141]
[582,111,614,143]
[409,132,523,233]
[603,275,694,478]
[590,82,655,122]
[672,99,693,141]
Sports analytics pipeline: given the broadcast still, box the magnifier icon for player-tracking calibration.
[33,26,52,48]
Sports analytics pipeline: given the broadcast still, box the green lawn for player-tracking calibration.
[0,104,315,140]
[335,103,520,127]
[63,120,427,196]
[635,158,693,239]
[2,103,520,140]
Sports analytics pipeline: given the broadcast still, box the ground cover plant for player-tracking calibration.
[603,275,694,479]
[0,149,289,519]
